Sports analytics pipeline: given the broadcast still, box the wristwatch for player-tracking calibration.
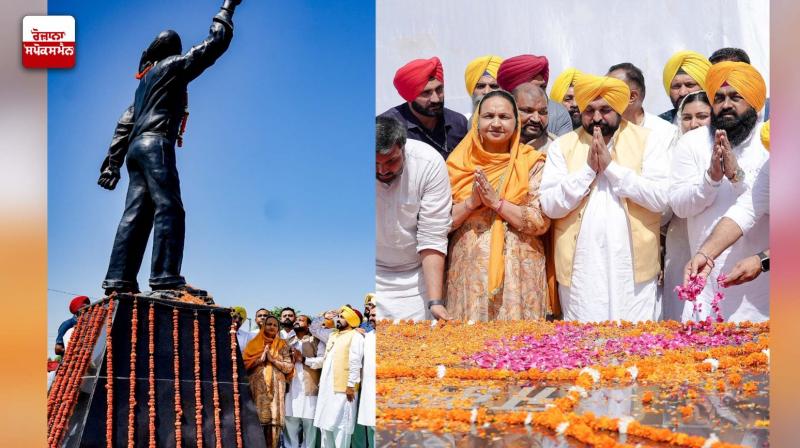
[729,167,746,184]
[757,251,769,272]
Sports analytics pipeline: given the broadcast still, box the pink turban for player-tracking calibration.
[393,57,444,102]
[496,54,550,92]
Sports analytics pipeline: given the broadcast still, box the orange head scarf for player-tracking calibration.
[705,61,767,112]
[242,316,293,394]
[447,90,545,298]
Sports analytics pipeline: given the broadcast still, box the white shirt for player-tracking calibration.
[285,335,325,420]
[669,124,769,322]
[376,139,452,320]
[314,331,365,433]
[357,331,376,427]
[236,327,254,353]
[540,124,670,322]
[724,160,769,234]
[376,139,451,272]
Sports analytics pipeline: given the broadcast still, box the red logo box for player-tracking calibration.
[22,16,75,69]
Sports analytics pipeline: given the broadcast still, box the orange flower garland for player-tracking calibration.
[148,302,156,448]
[49,302,106,447]
[47,308,89,425]
[173,308,183,447]
[128,299,138,447]
[194,311,203,448]
[210,312,222,448]
[230,313,243,448]
[105,298,115,448]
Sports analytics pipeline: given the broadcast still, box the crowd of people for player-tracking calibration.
[376,48,770,325]
[51,295,377,448]
[233,298,376,448]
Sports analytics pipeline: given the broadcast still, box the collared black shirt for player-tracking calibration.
[379,103,468,160]
[658,108,677,124]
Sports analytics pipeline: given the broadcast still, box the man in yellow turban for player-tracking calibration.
[231,305,255,352]
[669,61,769,323]
[659,50,711,124]
[540,73,671,323]
[464,55,503,111]
[549,68,582,129]
[314,305,365,448]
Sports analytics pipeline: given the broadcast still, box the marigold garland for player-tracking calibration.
[148,302,156,448]
[105,299,115,448]
[47,308,89,425]
[128,299,139,448]
[48,302,106,447]
[210,312,222,448]
[230,313,243,448]
[194,311,204,448]
[173,308,183,447]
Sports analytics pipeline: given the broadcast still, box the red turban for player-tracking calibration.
[393,57,444,102]
[69,295,90,314]
[496,54,550,92]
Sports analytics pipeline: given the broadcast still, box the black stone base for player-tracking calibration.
[57,294,266,447]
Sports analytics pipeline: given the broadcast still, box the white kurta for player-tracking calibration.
[314,332,365,434]
[236,327,254,354]
[724,161,770,234]
[669,124,769,322]
[540,126,670,322]
[357,331,376,427]
[641,112,689,321]
[376,139,452,321]
[285,337,325,419]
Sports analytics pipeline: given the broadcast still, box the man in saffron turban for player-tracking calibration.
[379,57,468,159]
[464,55,503,111]
[314,306,365,448]
[54,295,91,356]
[669,61,769,323]
[540,74,670,323]
[659,50,711,124]
[496,54,573,137]
[549,68,582,130]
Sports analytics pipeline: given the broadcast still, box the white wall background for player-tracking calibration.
[376,0,769,116]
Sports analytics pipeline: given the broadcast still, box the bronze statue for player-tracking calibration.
[99,0,242,297]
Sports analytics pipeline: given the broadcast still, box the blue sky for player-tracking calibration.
[47,0,375,350]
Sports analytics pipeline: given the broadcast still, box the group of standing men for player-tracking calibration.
[230,297,377,448]
[376,47,769,324]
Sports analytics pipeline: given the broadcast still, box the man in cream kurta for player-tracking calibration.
[669,61,769,323]
[284,315,325,448]
[314,307,365,448]
[540,74,670,323]
[376,117,452,321]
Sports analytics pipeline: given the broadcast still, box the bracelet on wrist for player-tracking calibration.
[495,199,505,214]
[696,251,715,269]
[427,300,445,309]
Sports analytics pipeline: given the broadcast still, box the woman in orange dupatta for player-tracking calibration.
[243,315,294,447]
[446,90,551,321]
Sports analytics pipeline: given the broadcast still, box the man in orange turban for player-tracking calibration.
[464,55,503,111]
[669,61,769,323]
[659,50,711,124]
[540,72,671,323]
[379,57,468,159]
[497,54,574,137]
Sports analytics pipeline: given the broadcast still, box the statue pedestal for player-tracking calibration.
[49,293,266,447]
